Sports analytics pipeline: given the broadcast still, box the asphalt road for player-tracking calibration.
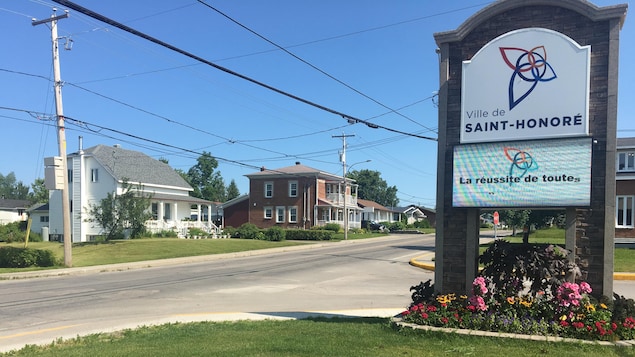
[0,234,435,353]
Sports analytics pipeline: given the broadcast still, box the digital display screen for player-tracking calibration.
[452,138,591,207]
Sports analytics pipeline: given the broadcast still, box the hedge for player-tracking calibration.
[0,246,58,268]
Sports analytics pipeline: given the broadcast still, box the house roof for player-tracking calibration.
[77,144,192,190]
[27,202,49,212]
[245,162,349,182]
[221,194,249,208]
[357,199,392,211]
[151,193,213,205]
[617,137,635,149]
[0,199,31,210]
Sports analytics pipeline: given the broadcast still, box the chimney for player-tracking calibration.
[295,161,301,165]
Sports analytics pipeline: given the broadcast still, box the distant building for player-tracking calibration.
[616,137,635,238]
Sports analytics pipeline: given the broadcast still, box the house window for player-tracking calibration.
[67,169,73,182]
[288,206,297,223]
[264,182,273,198]
[617,195,634,228]
[276,206,285,223]
[289,181,298,197]
[151,203,158,220]
[40,216,49,223]
[618,152,635,172]
[264,206,273,219]
[91,168,99,182]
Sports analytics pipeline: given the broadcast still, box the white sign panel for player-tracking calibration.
[452,138,591,208]
[461,28,590,143]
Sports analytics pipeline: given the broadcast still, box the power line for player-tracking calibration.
[51,0,437,142]
[196,0,436,134]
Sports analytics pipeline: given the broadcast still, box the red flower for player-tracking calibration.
[427,305,437,312]
[441,317,449,324]
[560,320,569,327]
[612,322,618,331]
[422,312,429,319]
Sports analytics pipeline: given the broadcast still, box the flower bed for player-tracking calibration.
[400,240,635,341]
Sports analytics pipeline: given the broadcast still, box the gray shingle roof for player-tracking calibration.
[80,145,192,190]
[617,137,635,149]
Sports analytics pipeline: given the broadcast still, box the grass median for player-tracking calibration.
[3,318,634,356]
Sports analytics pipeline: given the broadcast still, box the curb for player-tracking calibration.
[410,254,635,280]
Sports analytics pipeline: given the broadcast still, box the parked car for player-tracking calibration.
[367,221,386,231]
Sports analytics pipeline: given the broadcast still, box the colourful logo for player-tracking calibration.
[500,46,557,110]
[504,147,539,185]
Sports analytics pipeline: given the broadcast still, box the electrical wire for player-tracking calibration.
[51,0,437,141]
[196,0,436,134]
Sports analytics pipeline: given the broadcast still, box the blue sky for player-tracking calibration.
[1,0,632,208]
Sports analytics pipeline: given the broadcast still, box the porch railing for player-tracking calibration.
[145,220,223,238]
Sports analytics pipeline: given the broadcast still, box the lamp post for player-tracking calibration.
[343,159,371,240]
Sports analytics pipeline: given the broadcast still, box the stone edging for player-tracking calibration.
[391,316,635,347]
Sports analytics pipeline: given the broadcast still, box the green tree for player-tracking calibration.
[29,178,48,204]
[187,152,226,202]
[85,180,153,240]
[498,209,530,236]
[0,172,29,200]
[226,179,240,201]
[346,169,398,207]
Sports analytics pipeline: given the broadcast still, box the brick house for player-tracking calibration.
[223,162,361,230]
[616,137,635,238]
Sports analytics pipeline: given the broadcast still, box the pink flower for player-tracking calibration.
[579,282,592,294]
[468,295,488,311]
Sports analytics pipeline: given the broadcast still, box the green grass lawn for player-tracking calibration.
[0,238,308,273]
[3,318,634,357]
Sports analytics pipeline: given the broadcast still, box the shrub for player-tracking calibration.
[264,226,286,241]
[413,220,431,229]
[152,230,178,238]
[479,240,578,300]
[323,223,341,232]
[236,223,262,239]
[285,230,334,241]
[188,227,207,238]
[386,221,406,232]
[0,246,59,268]
[222,226,238,238]
[0,222,27,243]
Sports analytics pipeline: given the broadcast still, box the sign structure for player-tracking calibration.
[461,28,590,144]
[453,137,592,208]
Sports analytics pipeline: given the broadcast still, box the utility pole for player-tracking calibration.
[33,9,73,267]
[332,133,355,240]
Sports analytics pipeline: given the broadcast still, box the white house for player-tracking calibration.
[0,199,30,225]
[357,199,397,224]
[48,143,220,242]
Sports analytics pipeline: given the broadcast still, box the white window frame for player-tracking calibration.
[91,168,99,183]
[618,151,635,172]
[617,195,634,228]
[289,181,298,197]
[264,206,273,219]
[264,182,273,198]
[276,206,285,223]
[288,206,298,223]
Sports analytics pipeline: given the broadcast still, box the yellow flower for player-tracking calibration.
[560,315,568,321]
[585,304,596,313]
[507,297,515,304]
[600,303,608,309]
[520,300,532,308]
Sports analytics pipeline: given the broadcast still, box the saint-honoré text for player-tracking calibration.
[464,113,584,133]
